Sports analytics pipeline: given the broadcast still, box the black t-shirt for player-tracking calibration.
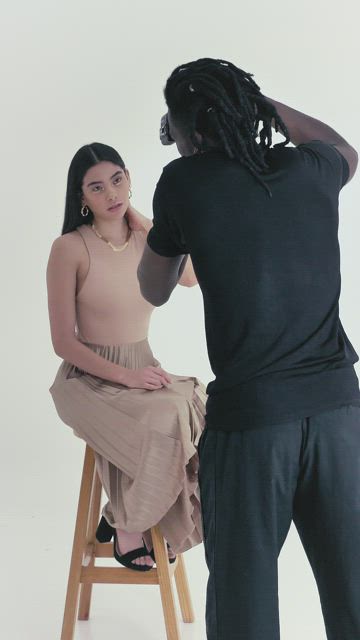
[147,142,360,430]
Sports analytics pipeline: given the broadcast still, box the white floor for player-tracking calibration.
[2,510,328,640]
[2,406,328,640]
[1,513,207,640]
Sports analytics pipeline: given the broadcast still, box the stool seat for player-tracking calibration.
[61,445,195,640]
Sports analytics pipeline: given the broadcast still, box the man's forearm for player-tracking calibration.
[266,97,348,146]
[138,244,187,306]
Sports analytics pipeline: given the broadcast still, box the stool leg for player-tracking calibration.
[61,446,95,640]
[151,526,180,640]
[174,555,195,623]
[78,466,102,620]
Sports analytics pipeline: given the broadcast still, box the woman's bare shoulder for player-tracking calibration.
[50,229,86,254]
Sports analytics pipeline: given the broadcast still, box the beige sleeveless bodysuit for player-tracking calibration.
[50,222,206,553]
[76,224,154,345]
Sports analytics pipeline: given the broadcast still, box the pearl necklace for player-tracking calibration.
[91,224,131,253]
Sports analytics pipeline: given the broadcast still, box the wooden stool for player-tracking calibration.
[61,445,195,640]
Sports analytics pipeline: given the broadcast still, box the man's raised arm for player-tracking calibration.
[266,97,358,182]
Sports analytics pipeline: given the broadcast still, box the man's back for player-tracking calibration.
[140,61,360,640]
[149,142,359,429]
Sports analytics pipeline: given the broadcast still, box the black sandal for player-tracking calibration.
[149,542,176,565]
[95,516,154,572]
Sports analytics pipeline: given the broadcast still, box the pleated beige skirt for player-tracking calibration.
[50,339,207,553]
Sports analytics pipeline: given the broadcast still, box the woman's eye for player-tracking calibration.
[92,185,103,192]
[114,176,123,185]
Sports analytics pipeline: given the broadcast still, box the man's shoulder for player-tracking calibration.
[156,157,195,193]
[270,140,349,186]
[267,143,298,161]
[161,156,191,176]
[266,143,312,174]
[160,152,231,183]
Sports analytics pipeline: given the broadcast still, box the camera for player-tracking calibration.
[159,113,175,146]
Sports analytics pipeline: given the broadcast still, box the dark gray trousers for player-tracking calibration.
[198,404,360,640]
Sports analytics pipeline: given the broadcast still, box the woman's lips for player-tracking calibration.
[107,203,123,211]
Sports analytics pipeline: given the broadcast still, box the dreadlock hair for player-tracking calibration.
[62,143,126,235]
[164,58,290,194]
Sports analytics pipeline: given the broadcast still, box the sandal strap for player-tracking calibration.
[118,545,150,563]
[149,542,176,563]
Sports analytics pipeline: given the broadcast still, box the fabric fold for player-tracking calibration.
[50,338,206,553]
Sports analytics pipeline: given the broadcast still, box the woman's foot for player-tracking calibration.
[143,532,177,564]
[115,529,154,568]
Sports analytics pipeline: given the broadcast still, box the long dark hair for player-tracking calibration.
[62,143,126,235]
[164,58,289,192]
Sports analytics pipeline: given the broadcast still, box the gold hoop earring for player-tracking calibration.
[81,205,89,217]
[129,188,132,199]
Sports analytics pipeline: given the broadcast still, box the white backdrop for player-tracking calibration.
[1,1,359,638]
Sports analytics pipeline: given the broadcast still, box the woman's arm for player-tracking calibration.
[126,205,198,287]
[47,234,130,383]
[47,234,171,389]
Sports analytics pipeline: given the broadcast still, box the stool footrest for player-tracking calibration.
[81,566,160,585]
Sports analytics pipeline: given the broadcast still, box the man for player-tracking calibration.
[137,58,360,640]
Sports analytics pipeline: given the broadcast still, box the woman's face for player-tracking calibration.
[82,161,131,222]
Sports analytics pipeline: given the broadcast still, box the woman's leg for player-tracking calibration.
[94,453,153,567]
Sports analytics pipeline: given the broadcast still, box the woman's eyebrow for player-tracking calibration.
[87,171,122,187]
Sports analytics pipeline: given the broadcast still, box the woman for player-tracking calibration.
[47,142,206,571]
